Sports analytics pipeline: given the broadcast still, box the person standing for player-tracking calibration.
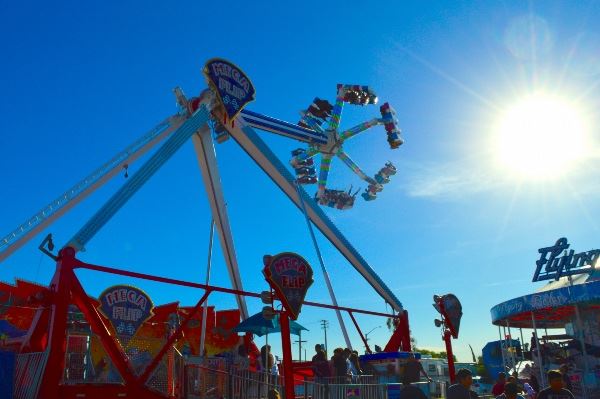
[311,344,323,362]
[529,374,540,393]
[260,345,274,373]
[331,348,347,380]
[312,348,331,381]
[522,381,536,399]
[349,351,363,375]
[402,353,432,384]
[536,370,574,399]
[495,382,525,399]
[559,365,573,392]
[447,369,479,399]
[343,348,353,376]
[508,373,524,393]
[492,372,507,396]
[530,333,538,352]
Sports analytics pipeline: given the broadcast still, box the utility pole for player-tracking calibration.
[364,326,381,353]
[320,320,329,356]
[293,331,307,361]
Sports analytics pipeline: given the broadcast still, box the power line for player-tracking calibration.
[320,319,329,356]
[293,330,307,361]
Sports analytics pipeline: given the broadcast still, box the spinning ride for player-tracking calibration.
[0,59,412,398]
[289,85,403,209]
[0,60,405,315]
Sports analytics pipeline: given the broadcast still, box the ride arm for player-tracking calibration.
[336,150,378,186]
[240,109,327,145]
[67,102,212,251]
[0,115,184,262]
[223,110,404,313]
[327,90,345,131]
[338,118,382,141]
[317,154,333,198]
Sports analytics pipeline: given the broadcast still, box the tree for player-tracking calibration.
[386,317,397,332]
[475,356,489,379]
[414,348,457,362]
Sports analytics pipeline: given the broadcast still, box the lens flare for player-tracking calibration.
[493,93,589,179]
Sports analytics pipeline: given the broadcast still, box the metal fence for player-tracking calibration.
[428,380,448,398]
[302,380,389,399]
[13,350,48,399]
[62,332,184,396]
[184,363,444,399]
[185,363,283,399]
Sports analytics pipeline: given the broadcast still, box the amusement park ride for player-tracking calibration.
[0,59,414,399]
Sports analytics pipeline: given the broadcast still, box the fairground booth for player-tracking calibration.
[490,238,600,399]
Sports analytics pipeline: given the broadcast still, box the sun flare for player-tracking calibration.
[493,93,589,180]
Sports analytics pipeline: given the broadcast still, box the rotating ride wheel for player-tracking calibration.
[290,84,404,209]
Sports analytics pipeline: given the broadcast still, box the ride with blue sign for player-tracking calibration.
[203,58,255,120]
[533,237,600,282]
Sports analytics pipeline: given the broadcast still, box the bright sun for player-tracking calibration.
[493,93,589,179]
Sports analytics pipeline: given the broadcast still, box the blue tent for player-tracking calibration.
[482,339,521,379]
[233,312,308,336]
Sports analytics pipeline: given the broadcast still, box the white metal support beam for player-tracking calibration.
[192,125,249,319]
[0,115,185,262]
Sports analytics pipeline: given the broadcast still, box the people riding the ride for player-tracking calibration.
[362,184,381,201]
[295,166,316,176]
[380,103,404,149]
[317,188,357,210]
[341,85,377,105]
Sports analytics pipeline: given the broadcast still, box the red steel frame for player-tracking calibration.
[26,247,410,399]
[443,329,456,384]
[437,300,457,384]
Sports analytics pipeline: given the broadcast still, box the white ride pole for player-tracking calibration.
[199,219,215,359]
[498,325,506,373]
[531,312,545,387]
[295,182,352,350]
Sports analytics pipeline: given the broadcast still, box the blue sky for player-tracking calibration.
[1,1,600,362]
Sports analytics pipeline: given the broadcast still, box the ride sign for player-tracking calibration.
[263,252,314,320]
[441,294,462,338]
[533,237,600,282]
[203,58,255,120]
[433,293,463,339]
[98,285,154,338]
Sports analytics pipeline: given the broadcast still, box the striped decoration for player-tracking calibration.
[317,156,333,193]
[328,96,345,131]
